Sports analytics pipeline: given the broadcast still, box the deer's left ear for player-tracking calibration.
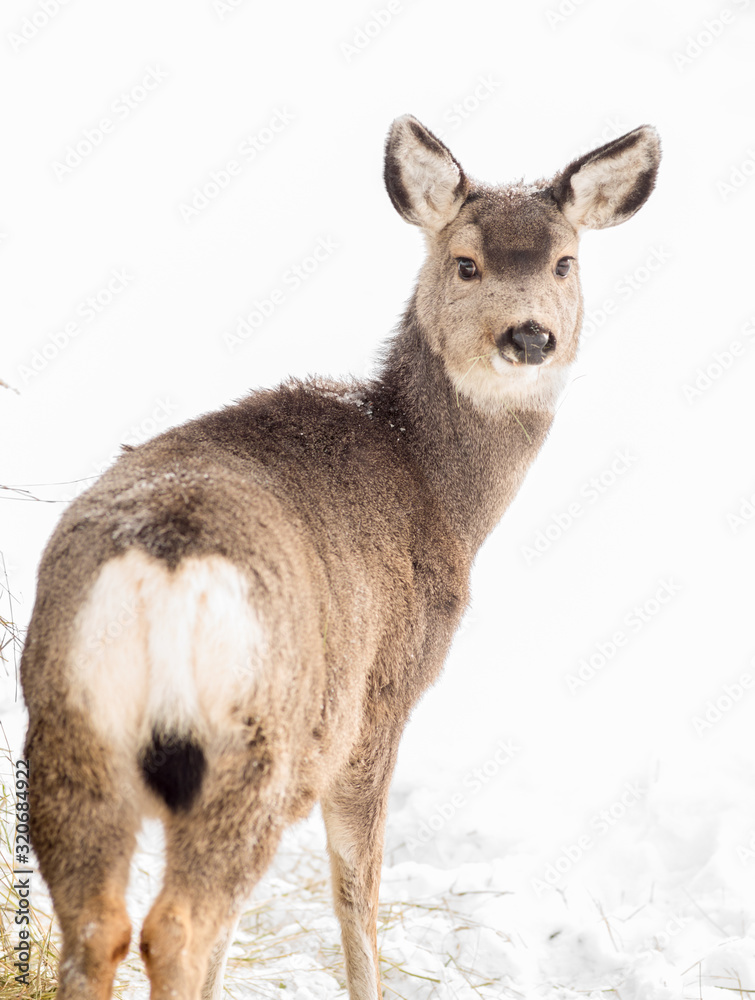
[552,126,661,231]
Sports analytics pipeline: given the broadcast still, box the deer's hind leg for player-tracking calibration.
[26,718,140,1000]
[139,747,286,1000]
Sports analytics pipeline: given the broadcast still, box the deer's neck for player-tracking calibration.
[372,302,554,556]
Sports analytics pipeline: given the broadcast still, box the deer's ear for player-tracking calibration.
[384,115,470,232]
[552,126,661,231]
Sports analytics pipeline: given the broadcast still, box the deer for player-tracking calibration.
[20,114,661,1000]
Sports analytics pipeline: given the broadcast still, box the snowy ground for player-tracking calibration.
[3,0,755,997]
[10,751,755,999]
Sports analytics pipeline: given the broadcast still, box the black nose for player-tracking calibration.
[499,324,556,366]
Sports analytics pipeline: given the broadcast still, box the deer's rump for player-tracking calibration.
[22,446,415,821]
[23,386,466,822]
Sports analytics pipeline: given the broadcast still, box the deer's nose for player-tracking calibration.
[498,324,556,366]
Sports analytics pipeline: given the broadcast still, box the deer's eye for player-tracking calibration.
[555,257,573,277]
[457,257,477,280]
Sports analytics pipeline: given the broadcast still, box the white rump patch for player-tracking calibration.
[69,551,264,749]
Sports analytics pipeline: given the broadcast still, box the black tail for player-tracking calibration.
[139,728,206,811]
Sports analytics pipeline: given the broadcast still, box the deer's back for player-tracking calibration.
[22,379,470,761]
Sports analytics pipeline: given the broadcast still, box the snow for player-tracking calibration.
[2,0,755,997]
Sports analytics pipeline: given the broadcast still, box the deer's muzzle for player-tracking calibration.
[497,324,556,366]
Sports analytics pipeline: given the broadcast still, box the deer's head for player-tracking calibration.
[384,116,661,412]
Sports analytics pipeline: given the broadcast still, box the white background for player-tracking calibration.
[2,1,755,997]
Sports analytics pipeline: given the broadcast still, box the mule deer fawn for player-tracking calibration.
[21,115,660,999]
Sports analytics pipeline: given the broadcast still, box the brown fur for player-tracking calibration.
[21,115,660,999]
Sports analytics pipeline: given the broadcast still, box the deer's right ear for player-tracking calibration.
[384,115,470,232]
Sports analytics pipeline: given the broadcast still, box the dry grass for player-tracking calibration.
[2,772,749,999]
[0,815,507,1000]
[217,839,510,999]
[0,553,24,693]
